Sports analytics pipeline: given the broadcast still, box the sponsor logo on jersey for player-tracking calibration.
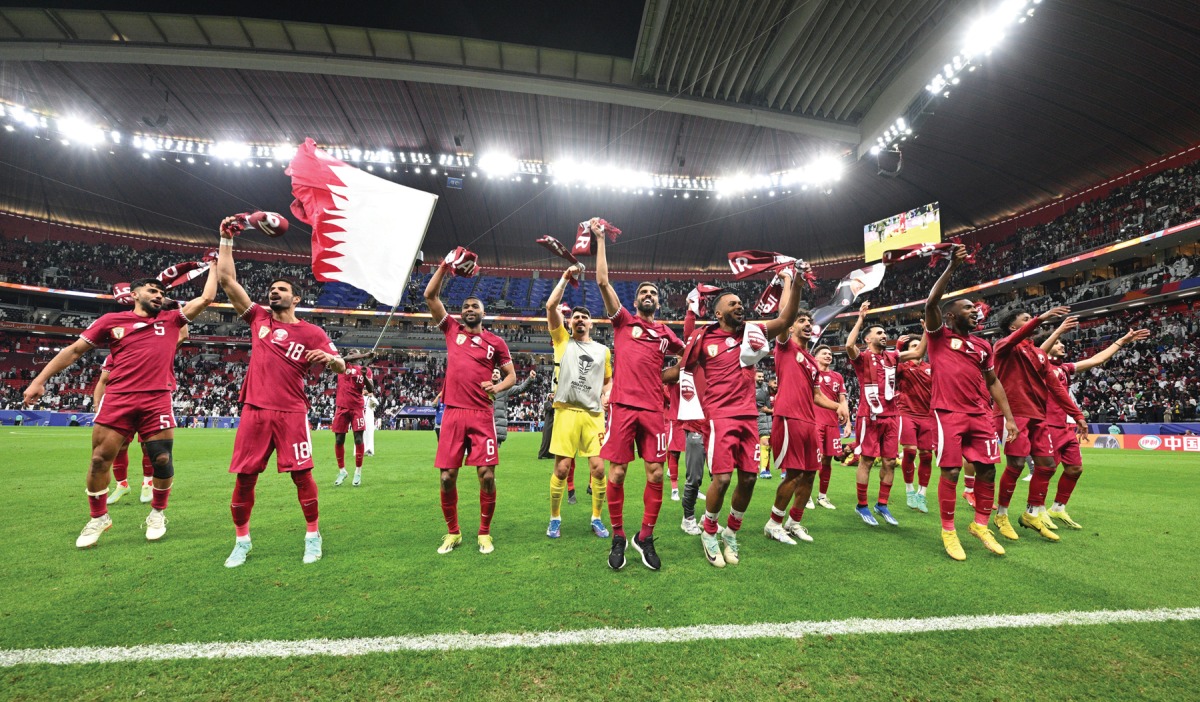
[112,327,125,339]
[631,327,643,339]
[456,334,466,345]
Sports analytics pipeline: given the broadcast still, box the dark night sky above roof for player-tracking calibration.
[6,0,648,56]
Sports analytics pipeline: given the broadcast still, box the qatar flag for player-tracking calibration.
[287,138,438,306]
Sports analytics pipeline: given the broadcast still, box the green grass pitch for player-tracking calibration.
[1,428,1196,700]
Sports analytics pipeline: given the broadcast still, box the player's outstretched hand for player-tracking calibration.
[305,349,337,366]
[949,243,967,268]
[563,263,584,280]
[220,216,241,239]
[21,381,44,406]
[1055,315,1079,334]
[1074,417,1090,443]
[858,301,870,317]
[1121,328,1151,345]
[1039,305,1071,322]
[1004,417,1018,444]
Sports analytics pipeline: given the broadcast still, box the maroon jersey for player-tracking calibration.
[926,324,994,415]
[239,304,339,412]
[335,365,371,409]
[610,307,684,411]
[897,360,932,417]
[690,325,756,419]
[1045,361,1077,429]
[80,308,189,394]
[993,318,1082,420]
[438,314,512,411]
[773,337,820,423]
[849,347,900,417]
[816,370,845,427]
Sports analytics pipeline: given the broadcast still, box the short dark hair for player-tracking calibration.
[570,306,592,318]
[996,309,1026,333]
[131,277,165,293]
[270,277,303,299]
[813,344,832,354]
[867,324,886,336]
[795,307,812,320]
[635,282,659,296]
[713,290,738,308]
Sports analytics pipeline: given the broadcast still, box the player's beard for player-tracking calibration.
[136,297,162,315]
[637,297,657,315]
[461,311,482,329]
[268,297,292,313]
[721,308,744,329]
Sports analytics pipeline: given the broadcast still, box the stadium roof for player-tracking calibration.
[1,1,1199,271]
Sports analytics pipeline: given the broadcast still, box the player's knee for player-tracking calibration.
[144,440,174,479]
[609,464,627,484]
[942,467,961,482]
[919,450,933,460]
[646,464,664,483]
[89,453,109,475]
[334,433,346,446]
[1065,465,1083,478]
[353,432,364,445]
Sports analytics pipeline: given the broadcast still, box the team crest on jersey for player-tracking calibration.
[950,338,963,350]
[631,327,643,339]
[925,367,932,375]
[725,337,737,348]
[258,326,269,339]
[456,334,467,345]
[272,329,289,343]
[112,327,125,339]
[707,344,720,357]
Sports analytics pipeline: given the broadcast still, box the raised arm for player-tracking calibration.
[1073,328,1150,373]
[984,368,1017,443]
[482,362,517,396]
[23,338,93,405]
[217,217,254,316]
[898,330,928,362]
[925,244,966,331]
[762,265,803,340]
[594,221,621,317]
[423,261,450,325]
[180,256,219,321]
[773,269,800,343]
[1039,316,1079,353]
[844,301,869,361]
[513,370,537,395]
[546,265,578,331]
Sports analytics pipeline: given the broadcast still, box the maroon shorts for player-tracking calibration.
[95,390,175,440]
[601,404,668,464]
[994,415,1054,458]
[434,408,498,469]
[230,406,313,474]
[899,414,936,452]
[705,417,759,475]
[934,410,1000,468]
[667,419,688,453]
[820,424,842,458]
[854,415,899,459]
[1051,425,1082,466]
[770,416,821,472]
[332,406,366,434]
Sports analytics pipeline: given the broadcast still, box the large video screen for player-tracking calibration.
[863,202,941,262]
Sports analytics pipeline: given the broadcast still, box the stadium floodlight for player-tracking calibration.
[273,143,296,161]
[212,141,251,161]
[478,153,519,176]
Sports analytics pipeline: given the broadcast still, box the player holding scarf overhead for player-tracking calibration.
[593,219,685,571]
[666,263,806,569]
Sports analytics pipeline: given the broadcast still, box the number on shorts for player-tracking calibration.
[656,433,668,454]
[986,438,999,458]
[159,414,173,429]
[293,441,312,460]
[485,439,496,457]
[285,342,306,361]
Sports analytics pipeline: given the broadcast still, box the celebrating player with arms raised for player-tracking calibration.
[667,264,804,568]
[216,217,346,568]
[594,223,685,571]
[424,254,516,556]
[924,244,1017,561]
[24,265,217,548]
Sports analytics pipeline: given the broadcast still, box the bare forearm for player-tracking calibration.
[34,346,86,385]
[987,377,1014,421]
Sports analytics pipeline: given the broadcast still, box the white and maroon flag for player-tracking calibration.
[287,138,438,306]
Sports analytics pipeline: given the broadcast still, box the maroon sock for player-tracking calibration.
[441,486,460,534]
[567,463,575,492]
[88,492,107,518]
[789,505,805,523]
[354,444,364,468]
[667,453,680,489]
[1028,465,1055,508]
[819,462,831,494]
[900,448,917,484]
[702,513,719,535]
[1054,470,1081,505]
[878,482,892,505]
[725,511,743,532]
[937,476,957,530]
[291,469,319,531]
[231,474,257,538]
[638,481,663,540]
[141,452,153,479]
[112,448,129,484]
[607,479,625,537]
[964,475,976,492]
[151,486,170,511]
[974,474,995,525]
[856,481,868,507]
[479,489,496,535]
[998,465,1021,508]
[335,443,345,469]
[917,452,933,488]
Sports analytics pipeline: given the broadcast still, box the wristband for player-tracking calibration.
[219,238,234,248]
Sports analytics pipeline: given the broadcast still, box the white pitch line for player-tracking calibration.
[3,607,1198,667]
